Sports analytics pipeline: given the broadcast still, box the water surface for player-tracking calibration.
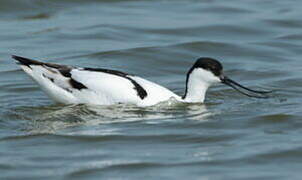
[1,0,302,179]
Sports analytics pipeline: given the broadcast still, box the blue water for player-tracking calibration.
[1,0,302,179]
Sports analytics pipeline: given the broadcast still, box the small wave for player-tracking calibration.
[4,99,209,134]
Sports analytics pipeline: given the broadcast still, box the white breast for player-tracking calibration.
[129,76,181,106]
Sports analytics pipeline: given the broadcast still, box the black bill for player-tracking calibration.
[220,76,272,98]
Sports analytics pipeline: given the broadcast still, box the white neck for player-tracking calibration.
[182,68,218,103]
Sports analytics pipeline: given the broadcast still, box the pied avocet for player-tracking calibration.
[12,55,271,106]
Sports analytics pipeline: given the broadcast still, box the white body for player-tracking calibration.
[20,65,182,106]
[18,61,220,107]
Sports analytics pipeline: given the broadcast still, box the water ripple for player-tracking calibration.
[1,0,302,179]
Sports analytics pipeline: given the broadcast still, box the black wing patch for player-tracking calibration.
[83,67,147,99]
[59,68,72,78]
[13,55,87,91]
[57,68,86,90]
[69,79,87,90]
[127,78,148,99]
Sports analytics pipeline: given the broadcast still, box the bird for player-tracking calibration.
[12,55,271,107]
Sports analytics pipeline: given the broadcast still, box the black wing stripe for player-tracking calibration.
[69,79,87,90]
[59,69,72,78]
[83,67,147,99]
[127,78,148,99]
[12,55,75,80]
[12,55,67,69]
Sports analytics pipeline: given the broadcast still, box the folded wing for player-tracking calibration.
[12,55,147,105]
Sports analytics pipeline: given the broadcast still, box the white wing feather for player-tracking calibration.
[20,65,78,104]
[70,69,141,105]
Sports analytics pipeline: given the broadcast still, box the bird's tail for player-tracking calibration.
[12,55,45,67]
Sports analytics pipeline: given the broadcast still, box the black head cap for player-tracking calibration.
[191,57,223,76]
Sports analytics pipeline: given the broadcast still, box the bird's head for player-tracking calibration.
[185,57,271,98]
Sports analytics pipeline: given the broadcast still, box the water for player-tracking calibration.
[1,0,302,179]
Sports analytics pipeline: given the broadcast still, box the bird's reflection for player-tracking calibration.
[17,98,212,134]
